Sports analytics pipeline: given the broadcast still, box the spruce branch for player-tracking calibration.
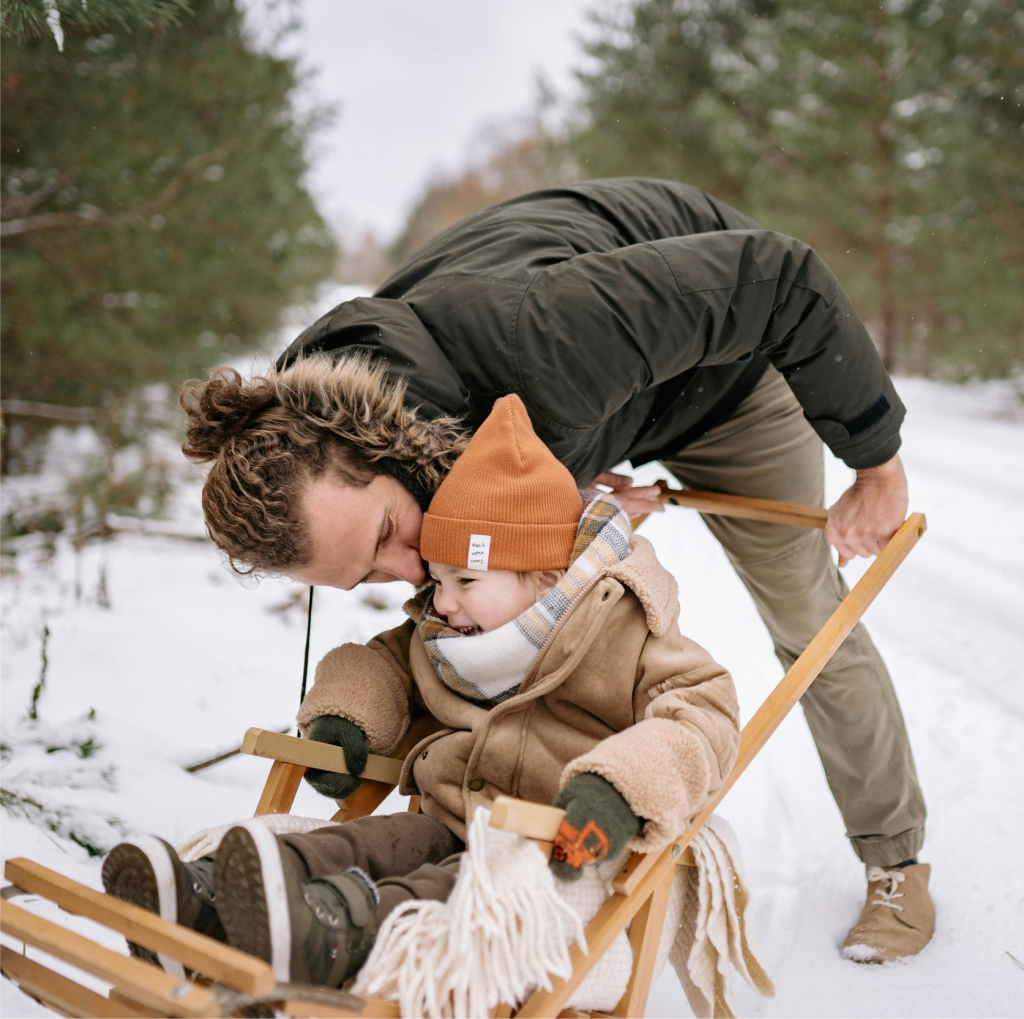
[0,0,191,46]
[1,139,238,237]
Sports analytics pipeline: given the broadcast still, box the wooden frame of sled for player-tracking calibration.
[2,487,927,1019]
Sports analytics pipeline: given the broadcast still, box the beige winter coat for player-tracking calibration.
[297,535,740,852]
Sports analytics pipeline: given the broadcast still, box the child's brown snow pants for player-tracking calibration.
[661,366,926,867]
[277,812,463,924]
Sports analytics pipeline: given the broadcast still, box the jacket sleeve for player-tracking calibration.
[516,229,904,470]
[560,622,740,853]
[295,619,415,755]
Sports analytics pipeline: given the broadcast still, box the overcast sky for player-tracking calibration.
[245,0,597,242]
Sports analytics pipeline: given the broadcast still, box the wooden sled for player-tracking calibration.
[2,487,927,1018]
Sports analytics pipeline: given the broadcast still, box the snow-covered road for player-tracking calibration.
[2,376,1022,1017]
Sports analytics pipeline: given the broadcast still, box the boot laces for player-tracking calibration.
[867,866,906,912]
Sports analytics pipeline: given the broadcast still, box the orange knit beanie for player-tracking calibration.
[420,394,583,571]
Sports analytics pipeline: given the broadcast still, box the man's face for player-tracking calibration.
[291,473,425,589]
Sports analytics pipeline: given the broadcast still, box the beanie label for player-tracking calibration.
[467,534,491,571]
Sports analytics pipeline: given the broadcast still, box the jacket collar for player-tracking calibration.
[605,534,679,637]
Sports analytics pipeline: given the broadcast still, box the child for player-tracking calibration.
[103,394,740,988]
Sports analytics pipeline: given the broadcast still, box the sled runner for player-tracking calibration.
[1,488,927,1019]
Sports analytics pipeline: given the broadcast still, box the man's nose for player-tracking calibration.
[381,544,426,585]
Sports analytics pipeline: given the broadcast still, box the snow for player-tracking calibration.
[2,375,1023,1017]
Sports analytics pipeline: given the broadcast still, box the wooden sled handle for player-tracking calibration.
[632,480,829,530]
[657,483,828,528]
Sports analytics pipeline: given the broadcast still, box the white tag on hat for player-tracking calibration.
[467,534,491,571]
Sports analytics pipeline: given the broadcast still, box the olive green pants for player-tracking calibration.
[661,367,925,867]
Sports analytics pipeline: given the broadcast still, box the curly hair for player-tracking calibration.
[180,353,470,575]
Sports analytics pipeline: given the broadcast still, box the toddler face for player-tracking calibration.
[428,563,563,633]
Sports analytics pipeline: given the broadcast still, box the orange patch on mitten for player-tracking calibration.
[551,818,610,869]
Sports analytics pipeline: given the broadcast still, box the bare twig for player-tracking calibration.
[27,622,50,721]
[184,727,291,773]
[0,400,94,423]
[0,167,79,221]
[74,520,209,544]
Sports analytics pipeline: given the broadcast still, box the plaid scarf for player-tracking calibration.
[419,492,633,706]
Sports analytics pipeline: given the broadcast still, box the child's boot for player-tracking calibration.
[214,824,377,986]
[102,836,225,970]
[842,862,935,962]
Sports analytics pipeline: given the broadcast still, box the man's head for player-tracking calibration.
[179,354,468,585]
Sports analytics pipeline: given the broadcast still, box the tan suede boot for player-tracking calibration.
[842,863,935,963]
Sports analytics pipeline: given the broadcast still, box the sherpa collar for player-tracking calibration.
[418,492,632,706]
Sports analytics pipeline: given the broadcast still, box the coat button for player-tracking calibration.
[468,778,484,792]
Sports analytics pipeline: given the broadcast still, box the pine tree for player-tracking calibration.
[1,0,191,49]
[571,0,1023,376]
[0,0,337,407]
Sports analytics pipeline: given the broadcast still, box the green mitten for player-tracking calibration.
[304,716,367,800]
[549,773,641,883]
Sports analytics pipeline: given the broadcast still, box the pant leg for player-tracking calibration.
[374,853,463,920]
[659,366,926,866]
[278,811,464,923]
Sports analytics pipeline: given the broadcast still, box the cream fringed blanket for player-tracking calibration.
[355,808,774,1019]
[176,810,773,1017]
[672,814,775,1018]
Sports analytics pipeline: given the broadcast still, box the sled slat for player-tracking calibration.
[520,513,927,1016]
[108,989,167,1017]
[0,945,144,1018]
[0,900,218,1017]
[331,779,394,822]
[255,760,306,816]
[242,729,404,785]
[733,511,928,779]
[277,995,400,1017]
[4,858,274,997]
[278,1004,354,1018]
[657,486,829,529]
[611,868,674,1018]
[489,796,564,840]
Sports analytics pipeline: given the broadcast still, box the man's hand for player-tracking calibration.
[826,455,909,568]
[593,471,664,521]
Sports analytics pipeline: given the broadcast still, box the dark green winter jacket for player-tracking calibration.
[279,178,904,486]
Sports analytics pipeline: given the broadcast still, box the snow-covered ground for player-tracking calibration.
[2,374,1022,1017]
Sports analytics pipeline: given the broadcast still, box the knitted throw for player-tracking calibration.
[354,808,774,1019]
[419,492,632,706]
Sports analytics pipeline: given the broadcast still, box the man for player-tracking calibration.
[186,177,934,961]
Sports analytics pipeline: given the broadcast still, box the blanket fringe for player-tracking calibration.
[354,807,585,1018]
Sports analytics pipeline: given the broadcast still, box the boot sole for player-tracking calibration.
[101,837,186,977]
[214,823,292,982]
